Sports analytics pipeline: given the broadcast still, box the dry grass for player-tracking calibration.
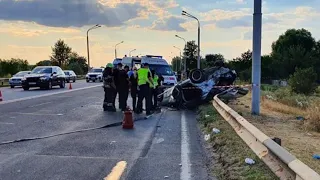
[228,92,320,174]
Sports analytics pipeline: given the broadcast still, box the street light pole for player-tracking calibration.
[129,49,136,57]
[175,35,186,73]
[182,10,201,69]
[252,0,262,115]
[173,46,182,71]
[115,41,124,59]
[86,24,101,71]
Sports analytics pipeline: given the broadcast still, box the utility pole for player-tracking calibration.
[251,0,262,115]
[86,24,101,71]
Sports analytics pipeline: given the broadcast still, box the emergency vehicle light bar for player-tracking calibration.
[145,55,163,59]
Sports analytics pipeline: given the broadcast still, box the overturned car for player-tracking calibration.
[158,62,249,109]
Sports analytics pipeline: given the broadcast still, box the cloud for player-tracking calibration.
[152,16,187,32]
[0,0,145,27]
[215,15,252,28]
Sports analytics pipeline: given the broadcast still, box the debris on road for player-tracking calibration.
[212,128,220,134]
[204,134,211,141]
[245,158,255,165]
[296,116,304,121]
[313,154,320,160]
[164,176,169,179]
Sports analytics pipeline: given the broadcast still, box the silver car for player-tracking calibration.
[64,70,77,83]
[9,71,31,88]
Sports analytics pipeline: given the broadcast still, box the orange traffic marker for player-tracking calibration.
[0,90,2,101]
[69,82,72,89]
[122,107,134,129]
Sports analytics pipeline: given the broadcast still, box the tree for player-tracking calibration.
[36,60,52,66]
[67,52,88,74]
[171,56,182,72]
[183,41,198,70]
[205,54,225,67]
[50,39,72,67]
[0,58,30,76]
[288,67,317,94]
[271,29,317,79]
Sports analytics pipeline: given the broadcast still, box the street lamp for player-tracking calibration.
[87,24,101,71]
[129,49,136,57]
[173,46,182,71]
[182,10,201,69]
[175,34,187,74]
[115,41,124,59]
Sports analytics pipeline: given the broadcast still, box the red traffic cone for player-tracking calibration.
[0,90,2,101]
[69,82,72,90]
[122,107,134,129]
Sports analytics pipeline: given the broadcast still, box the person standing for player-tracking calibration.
[103,63,116,112]
[136,63,153,115]
[112,63,120,109]
[117,64,130,111]
[129,67,138,112]
[150,69,160,110]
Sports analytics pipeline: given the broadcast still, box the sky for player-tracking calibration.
[1,0,320,67]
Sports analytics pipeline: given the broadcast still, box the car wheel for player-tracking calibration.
[86,80,89,83]
[190,69,205,84]
[73,78,76,83]
[47,81,52,90]
[10,85,14,88]
[60,80,65,88]
[66,80,70,83]
[93,80,96,83]
[23,86,29,91]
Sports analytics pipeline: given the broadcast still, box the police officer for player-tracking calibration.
[129,67,138,112]
[136,63,153,115]
[150,69,160,110]
[117,64,130,111]
[103,63,116,112]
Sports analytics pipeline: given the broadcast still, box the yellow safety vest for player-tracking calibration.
[137,68,149,85]
[153,75,159,88]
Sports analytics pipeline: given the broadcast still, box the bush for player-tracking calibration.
[288,67,317,95]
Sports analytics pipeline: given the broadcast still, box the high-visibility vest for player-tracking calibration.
[153,75,159,88]
[137,68,149,85]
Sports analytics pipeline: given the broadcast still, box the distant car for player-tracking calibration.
[21,66,66,90]
[9,71,31,88]
[86,68,104,82]
[64,70,77,83]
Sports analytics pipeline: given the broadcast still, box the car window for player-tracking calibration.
[57,67,64,75]
[64,71,70,75]
[90,69,103,73]
[31,67,53,74]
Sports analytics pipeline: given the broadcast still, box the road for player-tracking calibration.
[0,80,101,102]
[0,85,213,180]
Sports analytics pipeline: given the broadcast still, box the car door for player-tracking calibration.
[51,67,59,85]
[57,67,65,84]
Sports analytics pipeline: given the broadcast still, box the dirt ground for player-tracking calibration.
[227,93,320,174]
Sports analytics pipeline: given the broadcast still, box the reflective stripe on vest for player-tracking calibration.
[137,68,149,85]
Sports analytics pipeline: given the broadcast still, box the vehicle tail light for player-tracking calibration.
[169,77,175,80]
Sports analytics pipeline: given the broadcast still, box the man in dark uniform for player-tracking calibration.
[103,63,116,112]
[136,63,153,115]
[117,64,130,111]
[129,67,138,112]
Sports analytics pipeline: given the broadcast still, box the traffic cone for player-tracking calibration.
[0,90,2,102]
[69,82,72,90]
[122,107,134,129]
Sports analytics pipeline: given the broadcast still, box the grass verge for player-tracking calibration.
[198,105,278,180]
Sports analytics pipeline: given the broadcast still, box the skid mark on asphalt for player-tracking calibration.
[181,111,191,180]
[104,161,127,180]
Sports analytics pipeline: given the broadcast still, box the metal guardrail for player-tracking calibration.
[0,78,9,86]
[212,94,320,180]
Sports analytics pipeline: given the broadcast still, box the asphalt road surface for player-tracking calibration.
[0,86,214,180]
[0,80,102,102]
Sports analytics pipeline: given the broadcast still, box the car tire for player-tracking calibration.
[47,81,52,90]
[66,80,70,83]
[23,86,29,91]
[73,78,76,83]
[190,69,205,84]
[93,80,96,83]
[86,80,89,83]
[60,80,65,88]
[10,85,14,88]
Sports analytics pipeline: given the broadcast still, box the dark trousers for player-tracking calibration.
[113,89,118,109]
[119,88,129,111]
[131,87,137,111]
[103,87,116,111]
[152,87,158,109]
[137,84,151,114]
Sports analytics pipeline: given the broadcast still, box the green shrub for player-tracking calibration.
[288,67,317,95]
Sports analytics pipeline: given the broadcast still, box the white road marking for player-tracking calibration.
[181,111,191,180]
[0,122,14,125]
[15,112,63,116]
[29,102,52,107]
[0,84,101,105]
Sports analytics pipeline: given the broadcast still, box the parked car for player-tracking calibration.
[9,71,31,88]
[21,66,66,90]
[86,68,104,82]
[64,70,77,83]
